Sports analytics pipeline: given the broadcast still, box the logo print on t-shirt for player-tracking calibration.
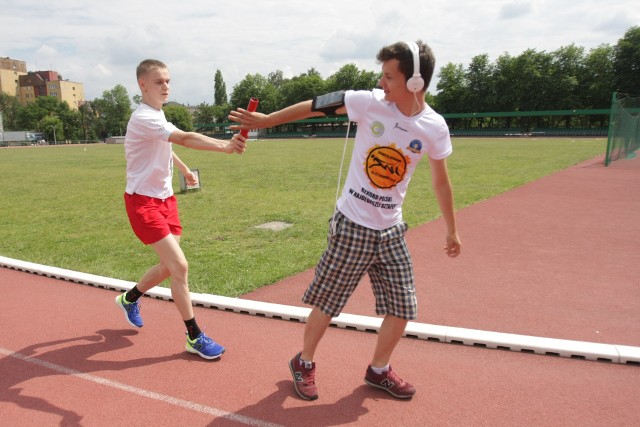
[408,139,423,154]
[365,144,411,189]
[371,121,384,137]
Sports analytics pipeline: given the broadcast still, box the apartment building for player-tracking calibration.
[19,70,85,110]
[0,57,85,110]
[0,57,27,97]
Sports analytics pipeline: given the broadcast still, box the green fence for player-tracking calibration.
[196,108,614,139]
[605,93,640,166]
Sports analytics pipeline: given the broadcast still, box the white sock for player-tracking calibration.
[371,364,389,374]
[299,357,313,369]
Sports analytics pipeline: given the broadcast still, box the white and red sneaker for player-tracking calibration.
[289,352,318,401]
[364,365,416,399]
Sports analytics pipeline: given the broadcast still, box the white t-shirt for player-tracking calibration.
[337,89,452,230]
[124,103,178,199]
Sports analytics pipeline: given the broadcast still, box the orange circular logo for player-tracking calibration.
[365,145,409,189]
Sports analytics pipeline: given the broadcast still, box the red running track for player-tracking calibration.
[1,154,639,426]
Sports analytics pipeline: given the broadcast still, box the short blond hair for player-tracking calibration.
[136,59,168,79]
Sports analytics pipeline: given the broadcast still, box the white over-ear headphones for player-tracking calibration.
[405,41,424,93]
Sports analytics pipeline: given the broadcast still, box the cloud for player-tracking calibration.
[34,44,59,58]
[595,11,638,36]
[499,1,533,19]
[1,0,638,104]
[92,64,112,78]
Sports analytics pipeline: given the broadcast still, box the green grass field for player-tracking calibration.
[0,137,604,296]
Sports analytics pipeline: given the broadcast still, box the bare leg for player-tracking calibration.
[135,263,171,294]
[371,314,408,367]
[300,307,333,361]
[149,234,194,321]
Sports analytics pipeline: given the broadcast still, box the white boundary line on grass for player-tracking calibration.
[1,255,639,365]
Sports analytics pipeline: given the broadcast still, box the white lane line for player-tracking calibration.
[0,347,283,427]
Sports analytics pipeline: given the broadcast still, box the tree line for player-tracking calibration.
[0,26,637,142]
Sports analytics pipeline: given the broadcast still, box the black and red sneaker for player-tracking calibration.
[364,365,416,399]
[289,352,318,401]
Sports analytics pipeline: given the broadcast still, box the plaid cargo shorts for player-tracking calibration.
[303,210,417,320]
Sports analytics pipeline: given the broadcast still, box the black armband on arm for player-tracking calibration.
[311,90,346,116]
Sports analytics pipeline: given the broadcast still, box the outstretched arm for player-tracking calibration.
[229,100,347,131]
[429,157,461,258]
[169,129,246,154]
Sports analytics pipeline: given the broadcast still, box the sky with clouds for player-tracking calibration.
[1,0,638,106]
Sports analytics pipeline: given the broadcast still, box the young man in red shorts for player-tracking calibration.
[116,59,246,359]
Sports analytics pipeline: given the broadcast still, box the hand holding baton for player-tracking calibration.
[240,98,259,138]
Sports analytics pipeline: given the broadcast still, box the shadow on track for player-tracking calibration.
[1,329,184,426]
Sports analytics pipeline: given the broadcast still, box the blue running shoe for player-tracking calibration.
[115,293,143,328]
[186,332,225,359]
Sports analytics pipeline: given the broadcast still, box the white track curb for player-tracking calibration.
[1,256,638,365]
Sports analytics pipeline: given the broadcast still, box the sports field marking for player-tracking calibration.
[1,256,639,365]
[0,346,283,427]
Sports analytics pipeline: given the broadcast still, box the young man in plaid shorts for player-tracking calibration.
[230,40,461,399]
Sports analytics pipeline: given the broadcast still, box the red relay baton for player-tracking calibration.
[240,97,259,138]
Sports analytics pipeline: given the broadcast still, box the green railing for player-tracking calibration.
[195,108,620,139]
